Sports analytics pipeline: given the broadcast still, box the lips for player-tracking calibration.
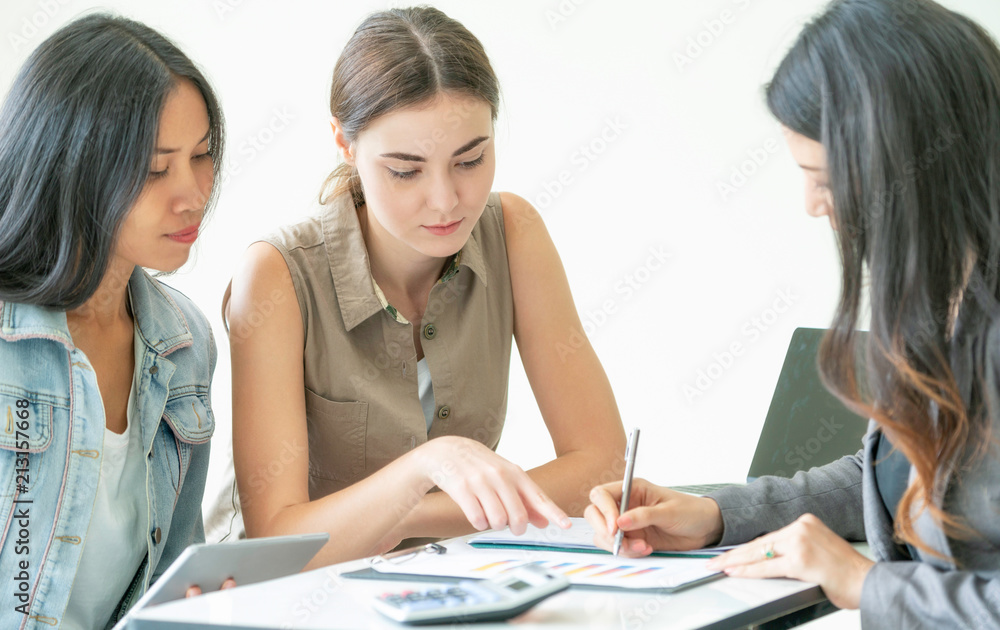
[423,219,463,236]
[167,223,200,244]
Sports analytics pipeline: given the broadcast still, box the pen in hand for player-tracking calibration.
[613,428,640,557]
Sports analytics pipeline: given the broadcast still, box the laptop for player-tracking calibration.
[672,327,869,495]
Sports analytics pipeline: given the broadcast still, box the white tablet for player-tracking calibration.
[124,532,328,620]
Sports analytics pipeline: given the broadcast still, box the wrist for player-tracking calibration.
[400,441,439,495]
[850,556,876,608]
[700,497,724,546]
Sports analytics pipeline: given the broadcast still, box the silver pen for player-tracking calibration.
[613,428,640,557]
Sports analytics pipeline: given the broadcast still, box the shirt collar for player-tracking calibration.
[0,267,193,356]
[321,193,489,331]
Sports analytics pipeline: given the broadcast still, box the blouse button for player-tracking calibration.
[152,527,162,544]
[422,323,437,340]
[436,405,451,420]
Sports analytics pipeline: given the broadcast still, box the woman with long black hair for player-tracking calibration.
[586,0,1000,626]
[0,14,227,628]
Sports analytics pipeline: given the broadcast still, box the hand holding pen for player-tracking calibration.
[584,429,725,557]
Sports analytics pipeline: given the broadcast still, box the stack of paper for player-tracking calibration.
[469,518,736,558]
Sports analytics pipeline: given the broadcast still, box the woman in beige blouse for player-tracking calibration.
[226,6,626,567]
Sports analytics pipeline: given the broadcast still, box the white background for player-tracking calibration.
[2,0,999,529]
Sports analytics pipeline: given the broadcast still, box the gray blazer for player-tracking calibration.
[710,327,1000,628]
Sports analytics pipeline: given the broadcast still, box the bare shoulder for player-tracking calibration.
[236,241,293,290]
[227,241,299,342]
[498,191,545,241]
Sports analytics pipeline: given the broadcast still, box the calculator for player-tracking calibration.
[371,563,570,625]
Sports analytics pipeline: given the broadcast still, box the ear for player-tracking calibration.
[330,116,355,165]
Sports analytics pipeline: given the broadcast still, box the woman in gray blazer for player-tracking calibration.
[587,0,1000,627]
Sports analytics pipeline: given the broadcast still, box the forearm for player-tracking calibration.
[708,451,866,546]
[249,449,432,569]
[397,449,621,540]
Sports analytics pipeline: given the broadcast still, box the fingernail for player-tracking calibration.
[560,518,571,528]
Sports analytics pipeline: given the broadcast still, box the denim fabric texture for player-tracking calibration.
[0,267,216,630]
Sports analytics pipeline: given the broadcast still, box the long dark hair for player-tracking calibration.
[0,13,225,309]
[320,6,500,207]
[767,0,1000,556]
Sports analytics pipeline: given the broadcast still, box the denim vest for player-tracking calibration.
[0,268,216,630]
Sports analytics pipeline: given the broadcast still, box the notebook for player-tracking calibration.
[671,327,868,495]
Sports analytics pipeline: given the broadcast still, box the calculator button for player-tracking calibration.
[400,599,445,612]
[379,595,405,608]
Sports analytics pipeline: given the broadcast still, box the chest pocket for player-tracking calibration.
[305,388,368,491]
[154,393,213,494]
[162,391,214,443]
[0,386,61,506]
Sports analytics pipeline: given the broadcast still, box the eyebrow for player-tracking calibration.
[380,136,490,162]
[156,130,211,155]
[797,164,824,172]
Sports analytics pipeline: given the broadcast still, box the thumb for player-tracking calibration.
[619,505,666,532]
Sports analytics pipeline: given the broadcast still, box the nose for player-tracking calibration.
[173,160,213,215]
[804,181,832,220]
[425,170,459,216]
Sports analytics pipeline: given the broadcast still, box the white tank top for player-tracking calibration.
[62,328,148,629]
[417,357,435,433]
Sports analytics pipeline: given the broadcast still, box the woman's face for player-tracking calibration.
[344,93,496,260]
[782,127,835,228]
[116,79,214,272]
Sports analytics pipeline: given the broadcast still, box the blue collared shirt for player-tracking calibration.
[0,267,216,630]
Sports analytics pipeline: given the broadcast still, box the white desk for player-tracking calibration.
[128,537,845,629]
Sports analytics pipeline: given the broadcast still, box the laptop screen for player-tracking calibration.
[746,328,869,481]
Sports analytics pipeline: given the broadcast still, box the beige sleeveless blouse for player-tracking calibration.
[263,192,513,501]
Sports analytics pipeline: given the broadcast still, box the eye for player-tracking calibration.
[149,168,168,180]
[388,168,418,180]
[458,154,485,169]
